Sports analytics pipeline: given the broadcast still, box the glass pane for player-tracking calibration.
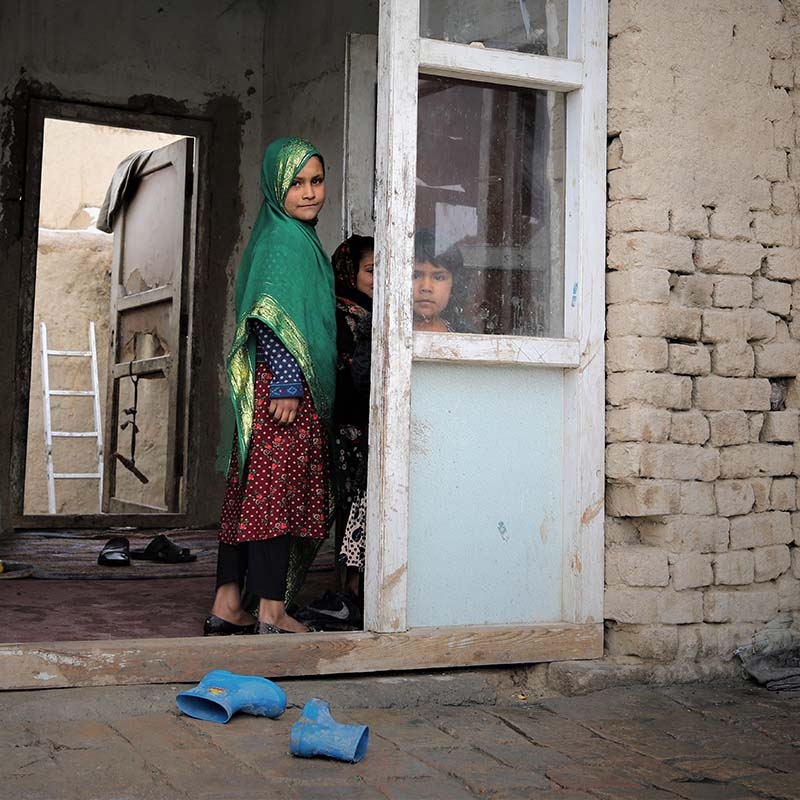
[420,0,568,57]
[408,362,563,626]
[415,76,565,337]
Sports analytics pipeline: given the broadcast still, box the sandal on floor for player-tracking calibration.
[203,614,257,636]
[130,533,196,563]
[97,536,131,567]
[258,623,322,634]
[258,623,294,634]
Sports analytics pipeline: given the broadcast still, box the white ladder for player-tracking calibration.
[40,321,104,514]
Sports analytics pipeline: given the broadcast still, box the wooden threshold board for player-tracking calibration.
[0,622,602,690]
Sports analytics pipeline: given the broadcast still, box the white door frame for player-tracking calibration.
[367,0,608,636]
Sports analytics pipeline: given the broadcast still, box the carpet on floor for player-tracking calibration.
[0,530,337,642]
[0,529,218,580]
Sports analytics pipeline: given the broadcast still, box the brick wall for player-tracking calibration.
[605,0,800,665]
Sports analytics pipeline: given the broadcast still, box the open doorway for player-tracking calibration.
[3,0,386,652]
[1,102,223,642]
[24,119,187,516]
[11,100,213,530]
[3,26,373,640]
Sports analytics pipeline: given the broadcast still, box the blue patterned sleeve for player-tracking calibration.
[252,320,304,399]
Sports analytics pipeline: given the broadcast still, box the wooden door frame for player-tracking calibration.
[367,0,608,635]
[10,99,210,530]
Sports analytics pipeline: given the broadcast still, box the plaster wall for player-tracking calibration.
[1,0,379,532]
[605,0,800,672]
[40,119,182,229]
[24,229,113,514]
[262,0,379,251]
[0,0,267,530]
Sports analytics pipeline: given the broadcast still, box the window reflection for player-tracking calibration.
[416,75,565,338]
[420,0,568,57]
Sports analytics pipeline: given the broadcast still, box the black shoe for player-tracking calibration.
[97,536,130,567]
[203,614,257,636]
[258,623,293,634]
[295,591,363,630]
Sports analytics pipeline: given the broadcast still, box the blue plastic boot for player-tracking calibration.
[290,698,369,762]
[176,669,286,724]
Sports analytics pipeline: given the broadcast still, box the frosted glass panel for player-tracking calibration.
[408,362,563,627]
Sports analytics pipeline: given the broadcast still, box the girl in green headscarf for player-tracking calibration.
[205,137,337,636]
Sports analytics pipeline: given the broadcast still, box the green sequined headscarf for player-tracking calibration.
[227,137,336,471]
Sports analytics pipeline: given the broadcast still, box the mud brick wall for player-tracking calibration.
[604,0,800,666]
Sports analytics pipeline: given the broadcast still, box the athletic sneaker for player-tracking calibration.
[295,590,363,631]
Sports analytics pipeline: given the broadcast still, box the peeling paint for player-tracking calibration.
[539,509,554,543]
[34,671,57,681]
[497,520,509,541]
[580,497,604,526]
[384,563,407,591]
[578,339,603,373]
[409,415,431,456]
[30,651,86,666]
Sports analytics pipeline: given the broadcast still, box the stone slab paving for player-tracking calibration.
[1,679,798,799]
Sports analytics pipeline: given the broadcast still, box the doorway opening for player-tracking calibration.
[1,104,226,643]
[12,100,213,530]
[24,119,187,517]
[3,99,344,646]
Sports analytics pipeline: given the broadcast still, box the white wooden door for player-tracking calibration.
[343,32,378,238]
[367,0,607,644]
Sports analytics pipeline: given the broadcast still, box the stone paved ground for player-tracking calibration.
[2,678,798,799]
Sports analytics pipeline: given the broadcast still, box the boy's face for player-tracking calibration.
[413,260,453,322]
[283,156,326,221]
[356,251,375,298]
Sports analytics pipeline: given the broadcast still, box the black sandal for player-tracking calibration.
[258,623,321,634]
[203,614,257,636]
[97,537,131,567]
[130,533,196,563]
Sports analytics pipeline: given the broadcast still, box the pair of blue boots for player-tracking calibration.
[176,670,368,763]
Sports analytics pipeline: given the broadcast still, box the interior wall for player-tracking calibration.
[262,0,380,253]
[0,0,267,532]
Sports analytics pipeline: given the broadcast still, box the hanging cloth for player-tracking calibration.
[95,150,153,233]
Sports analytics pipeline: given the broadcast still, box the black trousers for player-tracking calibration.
[215,535,290,601]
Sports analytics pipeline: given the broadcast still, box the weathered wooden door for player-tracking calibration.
[103,138,193,513]
[367,0,607,655]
